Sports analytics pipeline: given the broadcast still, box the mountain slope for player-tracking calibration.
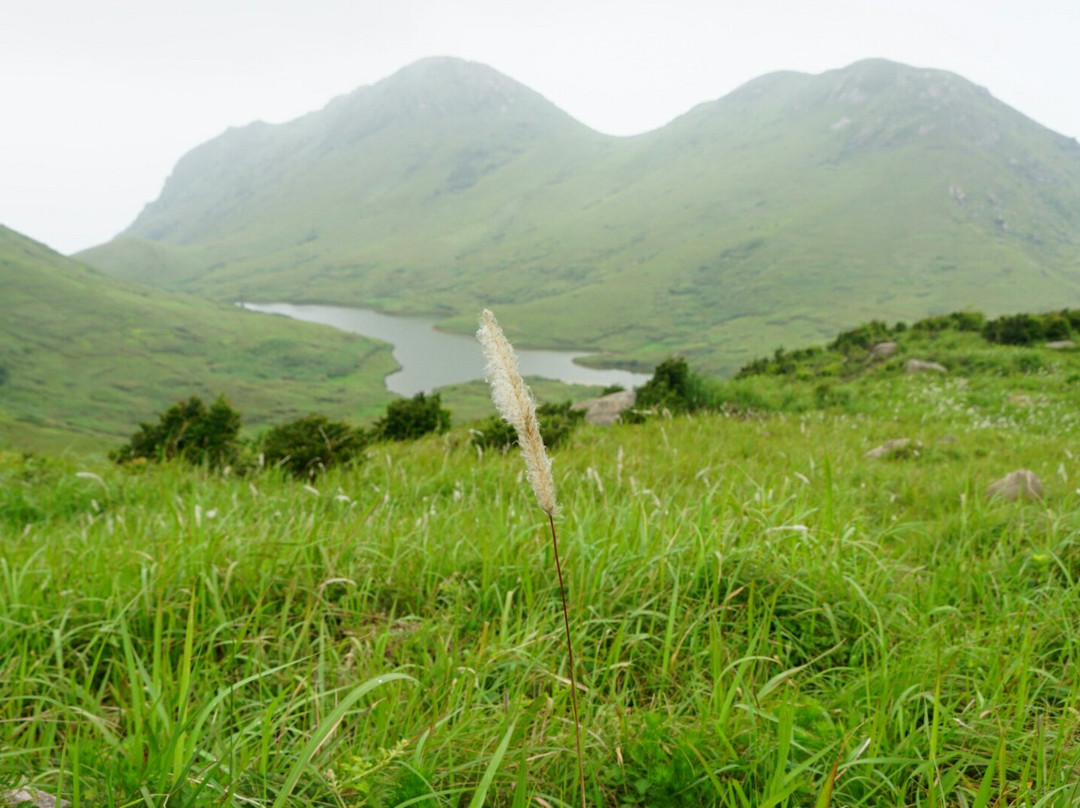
[0,226,396,451]
[79,58,1080,374]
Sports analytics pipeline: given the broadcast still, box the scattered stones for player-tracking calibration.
[864,438,912,459]
[905,359,947,373]
[1006,393,1035,407]
[571,389,636,426]
[1045,340,1075,349]
[1,788,71,808]
[869,340,898,359]
[985,469,1043,502]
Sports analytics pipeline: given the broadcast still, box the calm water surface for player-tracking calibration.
[241,302,652,396]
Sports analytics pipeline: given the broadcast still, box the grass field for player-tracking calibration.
[3,327,1080,806]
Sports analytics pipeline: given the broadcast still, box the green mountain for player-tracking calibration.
[78,57,1080,375]
[0,225,396,451]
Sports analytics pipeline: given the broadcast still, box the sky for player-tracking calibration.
[2,0,1078,255]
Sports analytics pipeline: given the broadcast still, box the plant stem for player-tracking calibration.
[549,512,586,808]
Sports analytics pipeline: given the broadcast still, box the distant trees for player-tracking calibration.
[111,394,242,468]
[372,392,451,442]
[471,400,584,451]
[982,310,1079,345]
[113,390,455,475]
[261,415,368,479]
[635,357,711,414]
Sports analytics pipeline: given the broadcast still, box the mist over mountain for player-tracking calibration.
[79,57,1080,374]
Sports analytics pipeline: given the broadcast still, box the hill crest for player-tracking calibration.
[79,57,1080,376]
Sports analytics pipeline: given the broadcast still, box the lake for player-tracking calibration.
[240,302,653,396]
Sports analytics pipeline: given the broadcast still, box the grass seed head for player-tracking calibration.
[476,309,557,516]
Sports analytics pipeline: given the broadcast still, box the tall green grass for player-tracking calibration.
[2,396,1080,804]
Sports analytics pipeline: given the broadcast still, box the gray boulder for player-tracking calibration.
[905,359,947,373]
[572,389,637,426]
[985,469,1043,502]
[864,438,913,459]
[1046,340,1075,349]
[2,789,71,808]
[869,341,898,359]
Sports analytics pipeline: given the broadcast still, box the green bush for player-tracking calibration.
[261,415,368,479]
[982,310,1078,346]
[913,311,985,333]
[112,395,242,468]
[828,319,894,354]
[373,392,451,442]
[636,357,711,413]
[470,400,584,451]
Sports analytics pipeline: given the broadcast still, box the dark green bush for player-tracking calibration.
[636,357,711,413]
[735,346,825,378]
[982,310,1078,345]
[913,311,985,333]
[828,319,894,354]
[373,392,451,442]
[983,313,1046,345]
[470,400,584,451]
[112,395,242,468]
[262,415,368,479]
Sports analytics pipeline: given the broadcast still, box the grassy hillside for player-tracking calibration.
[0,225,398,451]
[3,322,1080,804]
[79,58,1080,375]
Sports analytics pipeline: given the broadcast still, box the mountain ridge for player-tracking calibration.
[78,57,1080,375]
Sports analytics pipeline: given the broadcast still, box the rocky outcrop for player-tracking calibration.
[2,789,71,808]
[869,340,897,359]
[864,438,913,459]
[905,359,947,373]
[572,389,636,426]
[985,469,1043,502]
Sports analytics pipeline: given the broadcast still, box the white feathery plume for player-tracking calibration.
[476,309,557,516]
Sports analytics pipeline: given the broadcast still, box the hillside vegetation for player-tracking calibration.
[3,313,1080,804]
[79,57,1080,374]
[0,225,399,451]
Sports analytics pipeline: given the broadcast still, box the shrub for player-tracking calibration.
[983,313,1046,345]
[471,400,584,451]
[913,311,985,333]
[373,392,451,442]
[636,357,710,413]
[261,415,368,478]
[828,319,893,354]
[112,394,241,468]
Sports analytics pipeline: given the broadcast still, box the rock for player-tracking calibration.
[1006,393,1035,407]
[1,789,71,808]
[869,341,897,359]
[1045,340,1075,349]
[571,389,637,426]
[905,359,947,373]
[985,469,1043,502]
[864,438,912,459]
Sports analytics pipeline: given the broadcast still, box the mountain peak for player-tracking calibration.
[322,56,580,134]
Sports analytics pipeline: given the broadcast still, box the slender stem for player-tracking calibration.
[549,512,586,808]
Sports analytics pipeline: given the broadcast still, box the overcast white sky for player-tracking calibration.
[2,0,1078,255]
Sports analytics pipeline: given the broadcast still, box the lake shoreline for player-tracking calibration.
[239,302,653,395]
